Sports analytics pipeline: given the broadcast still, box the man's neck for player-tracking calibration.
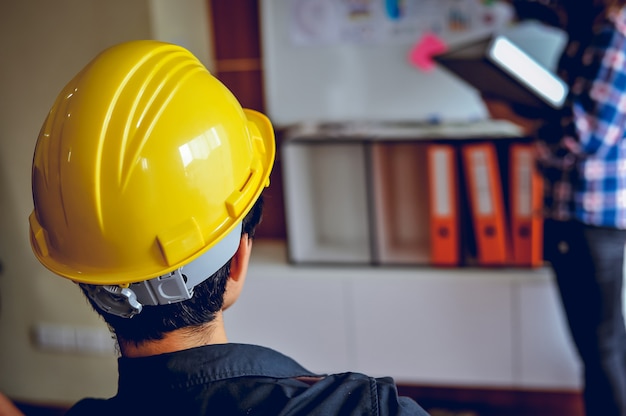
[118,312,228,358]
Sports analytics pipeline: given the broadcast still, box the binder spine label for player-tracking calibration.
[515,149,533,218]
[433,149,452,216]
[471,151,494,216]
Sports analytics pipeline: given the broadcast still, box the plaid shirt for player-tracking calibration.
[536,7,626,228]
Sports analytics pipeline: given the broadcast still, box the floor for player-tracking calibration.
[400,385,584,416]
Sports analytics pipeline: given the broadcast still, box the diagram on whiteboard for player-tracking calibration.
[289,0,509,46]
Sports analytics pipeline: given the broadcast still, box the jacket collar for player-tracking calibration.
[116,343,317,393]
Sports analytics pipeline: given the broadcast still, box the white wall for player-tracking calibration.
[0,0,212,405]
[0,0,585,407]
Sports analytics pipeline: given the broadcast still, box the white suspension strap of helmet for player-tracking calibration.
[81,222,243,318]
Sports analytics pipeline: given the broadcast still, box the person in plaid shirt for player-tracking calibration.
[487,0,626,414]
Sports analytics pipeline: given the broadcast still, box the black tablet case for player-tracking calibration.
[434,35,568,112]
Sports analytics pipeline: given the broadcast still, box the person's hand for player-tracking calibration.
[0,392,24,416]
[482,96,542,137]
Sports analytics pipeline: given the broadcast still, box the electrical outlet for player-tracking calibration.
[33,323,116,355]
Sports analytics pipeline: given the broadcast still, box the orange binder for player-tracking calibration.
[461,142,509,266]
[427,144,460,266]
[509,143,544,267]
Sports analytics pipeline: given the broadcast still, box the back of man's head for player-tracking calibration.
[83,196,265,344]
[28,40,275,344]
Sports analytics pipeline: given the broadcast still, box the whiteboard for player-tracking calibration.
[259,0,566,127]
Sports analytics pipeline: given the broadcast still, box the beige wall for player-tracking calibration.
[0,0,212,405]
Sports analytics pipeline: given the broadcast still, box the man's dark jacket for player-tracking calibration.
[65,343,430,415]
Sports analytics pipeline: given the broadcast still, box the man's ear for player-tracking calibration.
[230,234,252,282]
[223,234,252,310]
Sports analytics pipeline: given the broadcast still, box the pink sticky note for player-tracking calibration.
[408,32,448,72]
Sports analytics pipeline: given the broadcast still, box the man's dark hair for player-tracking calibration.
[82,195,264,345]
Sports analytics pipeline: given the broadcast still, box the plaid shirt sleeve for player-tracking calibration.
[536,8,626,228]
[570,12,626,158]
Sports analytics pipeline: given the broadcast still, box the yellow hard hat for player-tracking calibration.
[29,40,275,287]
